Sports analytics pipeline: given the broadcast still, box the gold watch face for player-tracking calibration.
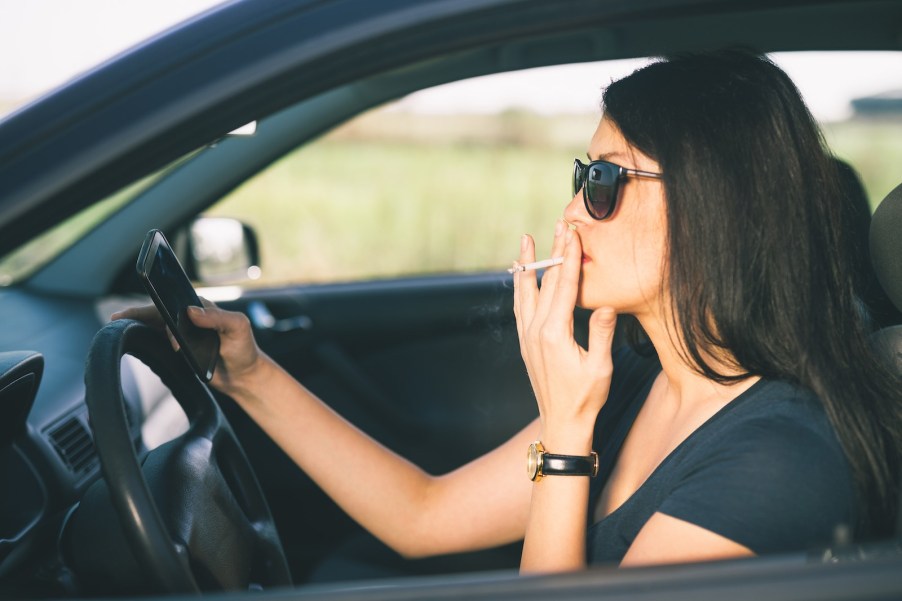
[526,441,544,481]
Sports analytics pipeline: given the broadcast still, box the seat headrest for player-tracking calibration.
[870,182,902,312]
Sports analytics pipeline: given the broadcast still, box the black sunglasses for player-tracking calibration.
[573,158,663,220]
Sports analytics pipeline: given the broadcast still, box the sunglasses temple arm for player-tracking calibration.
[625,167,663,179]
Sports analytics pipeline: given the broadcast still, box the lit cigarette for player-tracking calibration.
[507,256,564,274]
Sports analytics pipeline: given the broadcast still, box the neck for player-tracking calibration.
[635,310,759,409]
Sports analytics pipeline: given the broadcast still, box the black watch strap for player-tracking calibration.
[542,452,599,477]
[527,441,599,481]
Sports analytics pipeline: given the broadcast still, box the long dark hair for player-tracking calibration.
[603,50,901,536]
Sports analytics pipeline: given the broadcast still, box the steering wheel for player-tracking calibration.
[63,319,291,594]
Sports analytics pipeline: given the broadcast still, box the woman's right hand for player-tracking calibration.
[111,301,267,395]
[512,223,617,454]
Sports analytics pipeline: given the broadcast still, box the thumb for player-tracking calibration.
[187,304,221,331]
[188,304,250,340]
[587,307,617,375]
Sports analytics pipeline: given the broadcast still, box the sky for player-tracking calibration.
[0,0,224,101]
[2,1,902,122]
[395,53,902,121]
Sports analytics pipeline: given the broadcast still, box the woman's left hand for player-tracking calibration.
[513,220,618,454]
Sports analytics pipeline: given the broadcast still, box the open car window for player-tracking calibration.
[202,51,902,289]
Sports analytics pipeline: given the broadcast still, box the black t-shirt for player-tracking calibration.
[586,347,856,564]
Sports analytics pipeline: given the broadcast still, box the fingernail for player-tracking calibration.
[521,234,528,252]
[188,306,204,315]
[565,230,574,243]
[554,220,564,237]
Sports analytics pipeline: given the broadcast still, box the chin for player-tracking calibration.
[575,273,603,309]
[575,285,601,311]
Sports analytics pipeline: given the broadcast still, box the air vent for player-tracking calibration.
[47,415,98,477]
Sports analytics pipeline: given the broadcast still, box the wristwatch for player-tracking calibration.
[526,441,599,482]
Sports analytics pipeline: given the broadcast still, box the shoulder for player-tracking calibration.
[659,379,856,555]
[712,380,848,468]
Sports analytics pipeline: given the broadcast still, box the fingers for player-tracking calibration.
[187,303,261,385]
[587,307,617,376]
[110,304,180,351]
[187,304,228,333]
[110,304,165,328]
[533,220,569,320]
[514,234,538,339]
[187,304,251,341]
[546,228,584,326]
[165,326,180,352]
[189,298,232,334]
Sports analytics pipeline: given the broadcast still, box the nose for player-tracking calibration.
[564,188,591,226]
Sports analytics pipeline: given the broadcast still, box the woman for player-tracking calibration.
[115,50,901,571]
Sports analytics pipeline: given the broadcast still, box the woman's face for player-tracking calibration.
[564,116,667,316]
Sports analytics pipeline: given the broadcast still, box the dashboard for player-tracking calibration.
[0,287,185,576]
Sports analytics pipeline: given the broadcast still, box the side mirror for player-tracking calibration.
[181,217,262,285]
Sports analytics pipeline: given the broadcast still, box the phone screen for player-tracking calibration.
[136,230,220,382]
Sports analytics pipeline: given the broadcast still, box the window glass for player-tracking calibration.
[771,51,902,208]
[0,150,202,286]
[207,109,599,287]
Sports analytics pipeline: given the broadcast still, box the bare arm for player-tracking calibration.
[513,224,619,573]
[230,352,538,557]
[622,513,754,566]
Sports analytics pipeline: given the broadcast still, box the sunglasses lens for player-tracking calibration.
[573,159,621,219]
[585,162,618,219]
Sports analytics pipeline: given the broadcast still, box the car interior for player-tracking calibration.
[1,1,902,599]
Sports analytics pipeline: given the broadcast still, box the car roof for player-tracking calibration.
[0,0,900,256]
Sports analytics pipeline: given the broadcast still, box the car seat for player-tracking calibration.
[864,179,902,542]
[813,179,902,565]
[837,159,901,329]
[869,180,902,376]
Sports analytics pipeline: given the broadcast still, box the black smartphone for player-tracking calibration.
[136,229,220,382]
